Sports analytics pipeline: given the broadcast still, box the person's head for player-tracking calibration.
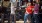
[36,0,40,3]
[28,2,31,6]
[33,1,36,4]
[26,2,31,7]
[33,1,36,6]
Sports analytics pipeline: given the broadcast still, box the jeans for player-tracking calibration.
[24,13,32,23]
[32,14,39,23]
[10,14,16,23]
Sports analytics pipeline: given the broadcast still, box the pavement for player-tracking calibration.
[4,21,28,23]
[16,21,28,23]
[0,18,28,23]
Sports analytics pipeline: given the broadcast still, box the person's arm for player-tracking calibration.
[32,6,34,12]
[32,8,34,11]
[25,7,29,14]
[25,10,29,14]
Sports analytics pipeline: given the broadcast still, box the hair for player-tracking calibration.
[33,1,36,3]
[33,1,36,6]
[33,1,39,4]
[31,2,33,6]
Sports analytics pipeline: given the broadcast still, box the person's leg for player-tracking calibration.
[10,14,12,23]
[32,14,35,23]
[8,13,10,23]
[12,15,14,23]
[32,16,35,23]
[28,14,33,23]
[12,15,14,21]
[11,14,16,23]
[33,14,36,23]
[24,14,28,23]
[14,14,16,23]
[33,14,39,23]
[1,13,4,23]
[35,14,39,23]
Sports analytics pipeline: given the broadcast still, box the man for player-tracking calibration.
[10,3,16,23]
[32,2,39,23]
[10,0,17,23]
[24,2,34,23]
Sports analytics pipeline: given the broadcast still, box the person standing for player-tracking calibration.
[32,2,39,23]
[10,0,17,23]
[24,2,34,23]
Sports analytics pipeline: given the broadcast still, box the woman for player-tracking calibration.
[24,2,34,23]
[32,2,39,23]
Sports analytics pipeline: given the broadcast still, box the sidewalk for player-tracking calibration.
[16,21,28,23]
[4,21,28,23]
[4,20,28,23]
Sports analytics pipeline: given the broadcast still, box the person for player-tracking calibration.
[10,0,17,23]
[24,2,34,23]
[0,6,2,13]
[32,2,39,23]
[10,2,16,23]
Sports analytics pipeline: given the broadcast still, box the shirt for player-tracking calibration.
[34,3,39,14]
[11,3,16,14]
[25,6,34,14]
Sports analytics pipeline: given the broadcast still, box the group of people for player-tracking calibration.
[24,1,39,23]
[10,0,40,23]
